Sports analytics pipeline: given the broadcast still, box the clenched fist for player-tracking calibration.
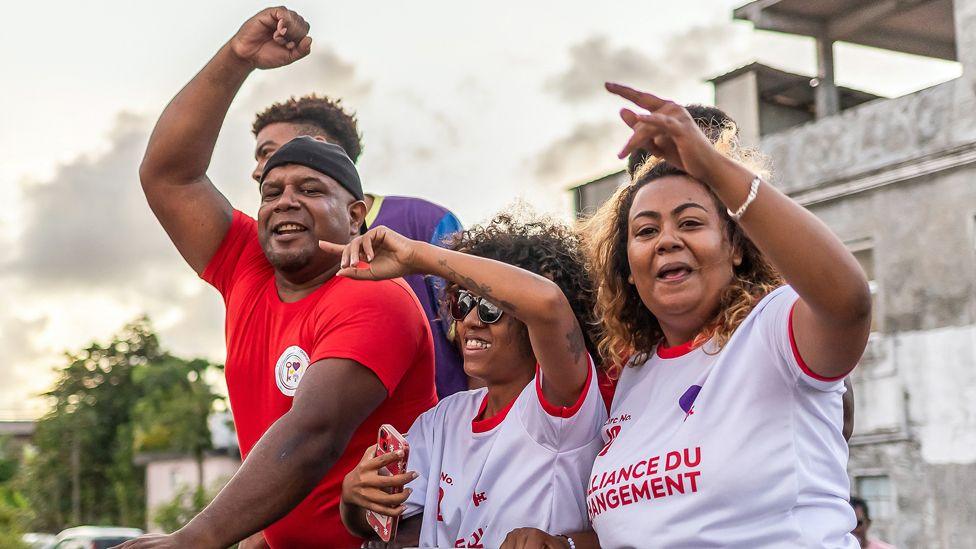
[230,6,312,70]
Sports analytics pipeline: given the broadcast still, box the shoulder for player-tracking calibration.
[419,388,485,425]
[201,210,268,292]
[385,196,459,227]
[385,195,454,216]
[434,387,485,411]
[751,284,795,317]
[306,277,427,334]
[329,276,421,307]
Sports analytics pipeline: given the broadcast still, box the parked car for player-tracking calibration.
[50,526,143,549]
[21,532,56,549]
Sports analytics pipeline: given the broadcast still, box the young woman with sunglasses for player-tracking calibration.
[324,213,607,548]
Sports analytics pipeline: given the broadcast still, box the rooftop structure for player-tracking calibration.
[735,0,958,116]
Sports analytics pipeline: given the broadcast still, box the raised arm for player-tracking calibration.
[120,359,388,549]
[321,227,589,406]
[140,7,311,274]
[607,82,872,379]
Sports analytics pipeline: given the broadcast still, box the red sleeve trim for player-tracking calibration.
[788,302,848,382]
[535,355,594,418]
[597,369,617,414]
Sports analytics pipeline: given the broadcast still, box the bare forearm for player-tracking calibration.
[701,156,871,323]
[177,417,349,547]
[411,242,588,403]
[411,242,567,325]
[339,500,375,540]
[141,44,253,185]
[394,515,422,547]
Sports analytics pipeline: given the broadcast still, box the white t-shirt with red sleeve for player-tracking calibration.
[588,286,858,548]
[402,358,607,548]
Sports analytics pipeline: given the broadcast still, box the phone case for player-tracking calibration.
[365,424,410,543]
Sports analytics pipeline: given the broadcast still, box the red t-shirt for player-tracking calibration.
[202,211,437,548]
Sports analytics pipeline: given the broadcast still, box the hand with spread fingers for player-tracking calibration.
[229,6,312,70]
[319,225,420,281]
[341,445,417,518]
[605,82,721,183]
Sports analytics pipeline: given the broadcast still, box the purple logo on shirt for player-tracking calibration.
[679,385,702,421]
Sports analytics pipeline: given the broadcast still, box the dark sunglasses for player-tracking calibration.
[450,290,504,324]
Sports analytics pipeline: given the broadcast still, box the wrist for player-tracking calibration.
[174,520,223,549]
[222,41,259,74]
[697,151,738,188]
[407,241,439,274]
[556,534,575,549]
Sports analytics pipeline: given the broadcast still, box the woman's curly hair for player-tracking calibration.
[443,211,601,367]
[581,123,782,374]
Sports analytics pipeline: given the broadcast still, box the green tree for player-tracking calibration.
[132,356,223,490]
[15,318,224,533]
[0,438,30,548]
[151,480,238,549]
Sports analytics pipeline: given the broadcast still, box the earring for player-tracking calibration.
[627,274,635,284]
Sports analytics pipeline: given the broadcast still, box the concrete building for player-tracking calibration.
[0,420,35,447]
[141,452,241,531]
[138,412,241,532]
[571,1,976,546]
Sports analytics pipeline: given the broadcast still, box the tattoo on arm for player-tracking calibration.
[566,328,586,364]
[437,259,519,313]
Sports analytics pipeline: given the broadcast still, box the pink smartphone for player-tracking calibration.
[365,424,410,543]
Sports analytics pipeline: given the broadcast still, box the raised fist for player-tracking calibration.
[229,6,312,70]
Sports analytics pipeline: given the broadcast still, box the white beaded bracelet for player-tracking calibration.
[558,534,577,549]
[726,175,761,221]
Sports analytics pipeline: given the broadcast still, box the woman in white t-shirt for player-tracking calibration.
[507,84,872,549]
[330,214,607,548]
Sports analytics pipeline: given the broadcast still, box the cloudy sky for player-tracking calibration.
[0,0,960,418]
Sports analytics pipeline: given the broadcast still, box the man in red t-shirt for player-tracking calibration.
[120,7,436,549]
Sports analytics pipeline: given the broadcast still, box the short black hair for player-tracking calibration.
[253,94,363,162]
[445,212,600,366]
[626,104,736,176]
[850,496,870,520]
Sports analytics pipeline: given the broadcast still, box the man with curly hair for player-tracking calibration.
[252,94,467,399]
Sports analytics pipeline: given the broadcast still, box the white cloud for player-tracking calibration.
[239,45,374,117]
[545,25,749,105]
[531,120,627,186]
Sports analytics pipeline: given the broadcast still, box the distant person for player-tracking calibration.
[120,8,435,548]
[851,497,896,549]
[252,95,467,398]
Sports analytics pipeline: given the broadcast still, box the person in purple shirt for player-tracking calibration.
[251,94,467,398]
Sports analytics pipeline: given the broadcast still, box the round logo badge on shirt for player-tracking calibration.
[274,345,310,397]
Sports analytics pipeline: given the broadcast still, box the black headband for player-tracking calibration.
[260,136,364,201]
